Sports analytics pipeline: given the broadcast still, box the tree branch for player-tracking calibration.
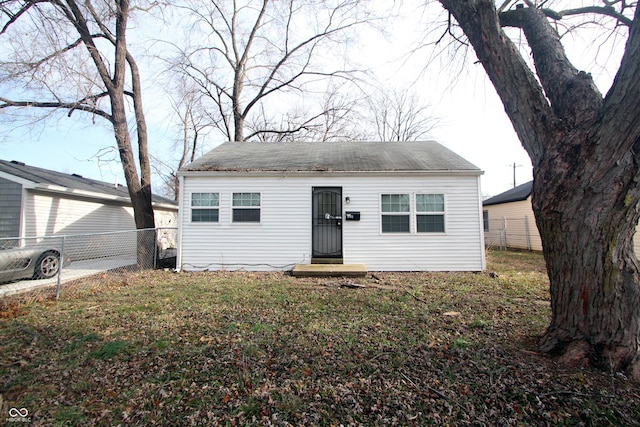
[245,107,330,141]
[500,5,604,126]
[541,5,633,27]
[243,22,360,119]
[439,0,555,166]
[596,4,640,163]
[0,0,48,34]
[0,96,112,121]
[7,36,83,73]
[54,0,115,93]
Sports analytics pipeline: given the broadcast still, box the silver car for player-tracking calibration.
[0,246,70,283]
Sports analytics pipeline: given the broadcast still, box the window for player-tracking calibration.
[381,194,410,233]
[483,210,489,231]
[416,194,445,233]
[191,193,219,222]
[233,192,261,222]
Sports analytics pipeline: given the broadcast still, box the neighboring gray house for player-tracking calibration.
[177,141,486,272]
[0,159,178,241]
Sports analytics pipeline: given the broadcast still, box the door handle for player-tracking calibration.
[324,213,342,220]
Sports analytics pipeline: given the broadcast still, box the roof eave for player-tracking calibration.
[30,184,177,209]
[179,169,483,177]
[483,195,531,206]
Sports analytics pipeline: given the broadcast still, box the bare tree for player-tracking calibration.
[436,0,640,379]
[246,82,365,142]
[163,0,375,142]
[367,87,437,141]
[156,76,216,200]
[0,1,155,233]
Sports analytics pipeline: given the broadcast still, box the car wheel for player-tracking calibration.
[34,251,60,279]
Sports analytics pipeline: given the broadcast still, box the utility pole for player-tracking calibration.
[509,162,522,188]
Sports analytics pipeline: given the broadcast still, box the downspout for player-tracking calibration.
[477,175,487,270]
[175,174,185,272]
[19,185,27,246]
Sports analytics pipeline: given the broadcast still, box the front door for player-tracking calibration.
[312,187,343,259]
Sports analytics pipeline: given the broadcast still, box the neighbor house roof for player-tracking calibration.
[182,141,482,174]
[0,159,177,208]
[483,181,533,206]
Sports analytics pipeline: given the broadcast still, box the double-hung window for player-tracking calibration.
[381,193,446,233]
[233,192,261,223]
[416,194,445,233]
[191,193,219,222]
[381,194,410,233]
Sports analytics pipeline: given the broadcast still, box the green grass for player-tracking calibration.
[88,340,130,360]
[0,251,638,426]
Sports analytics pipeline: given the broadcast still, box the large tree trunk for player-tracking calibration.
[111,0,155,268]
[439,0,640,379]
[533,131,640,377]
[111,98,156,269]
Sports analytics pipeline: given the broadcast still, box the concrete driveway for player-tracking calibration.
[0,256,136,298]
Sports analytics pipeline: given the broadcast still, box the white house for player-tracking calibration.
[0,159,178,258]
[177,141,486,272]
[483,181,640,254]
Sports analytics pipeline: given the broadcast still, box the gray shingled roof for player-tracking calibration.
[483,181,532,206]
[0,159,177,206]
[183,141,481,173]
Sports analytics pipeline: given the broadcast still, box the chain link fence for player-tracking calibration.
[484,216,542,252]
[0,228,177,298]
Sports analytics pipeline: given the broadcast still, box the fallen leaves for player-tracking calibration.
[0,254,638,425]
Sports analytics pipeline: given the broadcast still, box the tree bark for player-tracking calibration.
[59,0,156,231]
[112,0,155,268]
[439,0,640,379]
[533,131,640,375]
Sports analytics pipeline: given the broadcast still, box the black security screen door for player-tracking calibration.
[312,187,343,258]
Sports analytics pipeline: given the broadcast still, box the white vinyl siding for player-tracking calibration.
[24,192,136,237]
[178,173,485,271]
[20,191,177,260]
[22,192,177,237]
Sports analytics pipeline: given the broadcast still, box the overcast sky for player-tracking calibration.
[0,0,623,198]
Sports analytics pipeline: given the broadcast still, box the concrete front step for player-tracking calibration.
[292,263,368,278]
[311,258,344,264]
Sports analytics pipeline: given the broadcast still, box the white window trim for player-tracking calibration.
[231,192,262,224]
[379,193,447,235]
[380,193,411,234]
[416,193,446,234]
[190,192,220,224]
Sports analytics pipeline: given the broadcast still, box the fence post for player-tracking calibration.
[56,236,65,300]
[153,228,158,269]
[525,215,532,251]
[501,217,508,250]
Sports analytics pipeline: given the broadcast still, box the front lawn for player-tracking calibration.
[1,251,638,426]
